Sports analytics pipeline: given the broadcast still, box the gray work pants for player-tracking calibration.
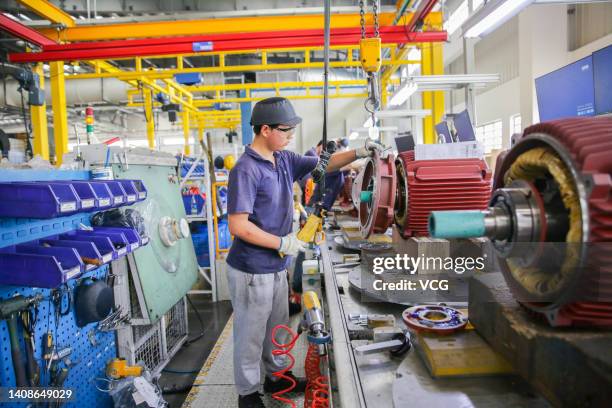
[226,264,289,395]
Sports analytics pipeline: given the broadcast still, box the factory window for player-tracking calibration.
[444,1,469,36]
[511,114,522,136]
[475,120,503,154]
[472,0,484,11]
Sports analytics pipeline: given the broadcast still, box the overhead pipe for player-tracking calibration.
[0,77,129,107]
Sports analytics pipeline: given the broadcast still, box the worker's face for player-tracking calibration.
[262,124,296,151]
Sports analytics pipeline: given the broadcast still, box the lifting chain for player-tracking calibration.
[373,0,380,38]
[359,0,366,39]
[359,0,381,39]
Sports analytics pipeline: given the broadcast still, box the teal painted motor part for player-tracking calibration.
[429,210,486,239]
[360,191,373,203]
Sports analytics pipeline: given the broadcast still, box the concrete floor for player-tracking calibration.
[159,297,233,408]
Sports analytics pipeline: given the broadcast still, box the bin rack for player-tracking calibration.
[59,231,116,263]
[116,180,138,204]
[0,244,83,287]
[89,180,128,207]
[55,180,114,211]
[40,237,105,271]
[92,226,147,251]
[0,181,81,218]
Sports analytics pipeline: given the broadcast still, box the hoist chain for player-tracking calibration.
[359,0,366,39]
[373,1,379,38]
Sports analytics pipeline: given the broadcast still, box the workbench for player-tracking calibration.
[319,229,550,408]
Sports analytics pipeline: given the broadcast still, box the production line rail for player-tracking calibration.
[318,231,549,408]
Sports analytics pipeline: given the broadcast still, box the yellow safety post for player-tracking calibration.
[432,41,445,138]
[183,109,190,156]
[197,123,204,143]
[49,61,68,166]
[421,43,434,144]
[30,63,49,160]
[420,43,445,144]
[143,89,155,149]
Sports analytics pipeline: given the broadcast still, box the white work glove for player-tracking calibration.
[278,232,307,257]
[356,140,382,159]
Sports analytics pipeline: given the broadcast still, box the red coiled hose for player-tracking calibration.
[304,344,330,408]
[271,325,300,408]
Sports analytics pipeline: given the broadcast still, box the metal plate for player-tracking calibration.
[112,164,198,322]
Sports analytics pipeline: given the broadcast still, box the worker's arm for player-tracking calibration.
[327,149,358,172]
[228,213,281,250]
[327,139,379,172]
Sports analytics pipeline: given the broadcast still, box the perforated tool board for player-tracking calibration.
[0,169,116,408]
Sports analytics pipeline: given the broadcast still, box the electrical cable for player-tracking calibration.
[161,368,200,375]
[19,88,33,159]
[183,295,206,346]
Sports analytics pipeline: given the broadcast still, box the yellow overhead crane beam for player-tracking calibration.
[38,12,398,42]
[16,0,75,27]
[66,46,420,81]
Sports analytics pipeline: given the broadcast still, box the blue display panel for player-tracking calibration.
[536,56,595,121]
[453,110,476,142]
[435,121,453,143]
[593,44,612,116]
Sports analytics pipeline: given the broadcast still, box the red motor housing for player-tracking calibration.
[394,152,492,237]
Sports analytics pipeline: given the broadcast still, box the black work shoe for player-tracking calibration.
[238,392,265,408]
[263,371,307,394]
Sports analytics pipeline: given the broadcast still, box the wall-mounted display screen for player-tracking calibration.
[593,44,612,116]
[536,56,595,121]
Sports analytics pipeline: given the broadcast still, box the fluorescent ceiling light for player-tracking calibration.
[163,137,195,145]
[18,13,31,21]
[376,109,431,118]
[349,131,359,140]
[388,82,418,107]
[463,0,533,38]
[444,0,469,36]
[351,126,398,133]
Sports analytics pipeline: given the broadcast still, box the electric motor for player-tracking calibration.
[430,117,612,327]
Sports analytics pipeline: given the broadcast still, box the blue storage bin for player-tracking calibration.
[0,181,81,218]
[131,179,148,201]
[116,180,138,204]
[179,157,206,177]
[191,226,210,267]
[183,193,206,215]
[218,220,232,249]
[0,243,84,287]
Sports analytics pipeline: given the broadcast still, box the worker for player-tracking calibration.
[226,97,378,408]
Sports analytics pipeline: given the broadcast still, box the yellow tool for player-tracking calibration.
[301,291,331,353]
[106,358,143,379]
[360,37,382,73]
[296,210,325,246]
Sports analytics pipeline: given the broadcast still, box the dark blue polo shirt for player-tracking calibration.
[226,146,318,274]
